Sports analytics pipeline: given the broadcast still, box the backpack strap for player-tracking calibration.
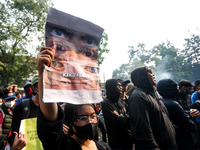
[0,108,5,120]
[21,99,31,119]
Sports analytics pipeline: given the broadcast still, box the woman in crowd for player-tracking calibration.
[37,47,111,150]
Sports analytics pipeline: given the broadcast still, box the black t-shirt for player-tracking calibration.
[37,105,111,150]
[9,99,39,145]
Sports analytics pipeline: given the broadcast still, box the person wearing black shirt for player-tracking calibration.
[36,47,111,150]
[9,75,39,147]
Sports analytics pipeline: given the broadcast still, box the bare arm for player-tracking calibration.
[37,47,58,121]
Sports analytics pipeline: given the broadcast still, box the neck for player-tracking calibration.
[32,95,39,106]
[120,92,126,99]
[72,135,91,146]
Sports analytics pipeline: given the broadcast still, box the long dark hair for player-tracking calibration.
[64,103,97,136]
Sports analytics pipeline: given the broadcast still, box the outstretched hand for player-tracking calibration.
[7,85,18,93]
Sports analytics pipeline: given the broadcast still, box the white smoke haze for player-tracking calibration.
[154,56,173,83]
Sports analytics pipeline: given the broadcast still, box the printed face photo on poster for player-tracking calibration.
[45,23,100,63]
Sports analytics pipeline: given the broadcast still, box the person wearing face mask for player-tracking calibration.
[157,79,199,150]
[15,82,33,106]
[8,75,40,148]
[36,47,111,150]
[178,79,200,111]
[0,94,16,147]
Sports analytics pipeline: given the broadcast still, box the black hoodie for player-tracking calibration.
[157,79,198,150]
[102,79,133,150]
[128,66,177,150]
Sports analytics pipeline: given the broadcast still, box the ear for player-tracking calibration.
[32,86,37,92]
[182,86,186,89]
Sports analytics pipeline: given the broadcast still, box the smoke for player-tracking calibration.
[154,56,173,83]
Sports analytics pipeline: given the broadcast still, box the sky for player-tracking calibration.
[54,0,200,82]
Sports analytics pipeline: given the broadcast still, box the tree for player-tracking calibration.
[0,0,53,87]
[181,34,200,81]
[128,43,151,63]
[98,32,110,66]
[112,60,144,80]
[150,41,187,82]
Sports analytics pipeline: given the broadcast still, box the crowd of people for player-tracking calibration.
[0,48,200,150]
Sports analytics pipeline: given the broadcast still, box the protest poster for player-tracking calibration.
[19,118,43,150]
[43,8,104,104]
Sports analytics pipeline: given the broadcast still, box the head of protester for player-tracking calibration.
[15,82,33,106]
[157,78,179,99]
[121,80,130,92]
[2,95,16,109]
[178,79,195,109]
[64,103,98,138]
[131,66,156,92]
[24,82,33,97]
[178,79,194,95]
[105,79,122,102]
[194,79,200,92]
[15,91,22,100]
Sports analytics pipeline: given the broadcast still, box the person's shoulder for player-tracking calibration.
[13,101,24,115]
[94,140,111,150]
[192,92,198,96]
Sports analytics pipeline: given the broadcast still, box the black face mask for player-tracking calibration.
[74,123,98,140]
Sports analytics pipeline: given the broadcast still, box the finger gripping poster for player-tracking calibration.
[43,8,104,104]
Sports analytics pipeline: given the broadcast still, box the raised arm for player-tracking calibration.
[37,47,58,121]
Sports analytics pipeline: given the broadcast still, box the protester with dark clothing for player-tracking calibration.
[157,78,199,150]
[128,66,177,150]
[102,79,133,150]
[9,75,39,147]
[179,79,200,110]
[36,47,111,150]
[15,82,33,106]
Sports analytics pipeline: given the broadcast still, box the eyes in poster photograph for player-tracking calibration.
[43,8,104,104]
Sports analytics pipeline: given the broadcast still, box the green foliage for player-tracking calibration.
[128,43,151,63]
[0,0,53,87]
[150,41,187,82]
[113,32,200,83]
[181,34,200,81]
[98,32,110,66]
[112,60,144,80]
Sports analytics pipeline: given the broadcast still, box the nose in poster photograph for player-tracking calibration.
[43,8,104,104]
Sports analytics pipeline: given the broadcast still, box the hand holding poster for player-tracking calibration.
[43,8,104,104]
[19,118,43,150]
